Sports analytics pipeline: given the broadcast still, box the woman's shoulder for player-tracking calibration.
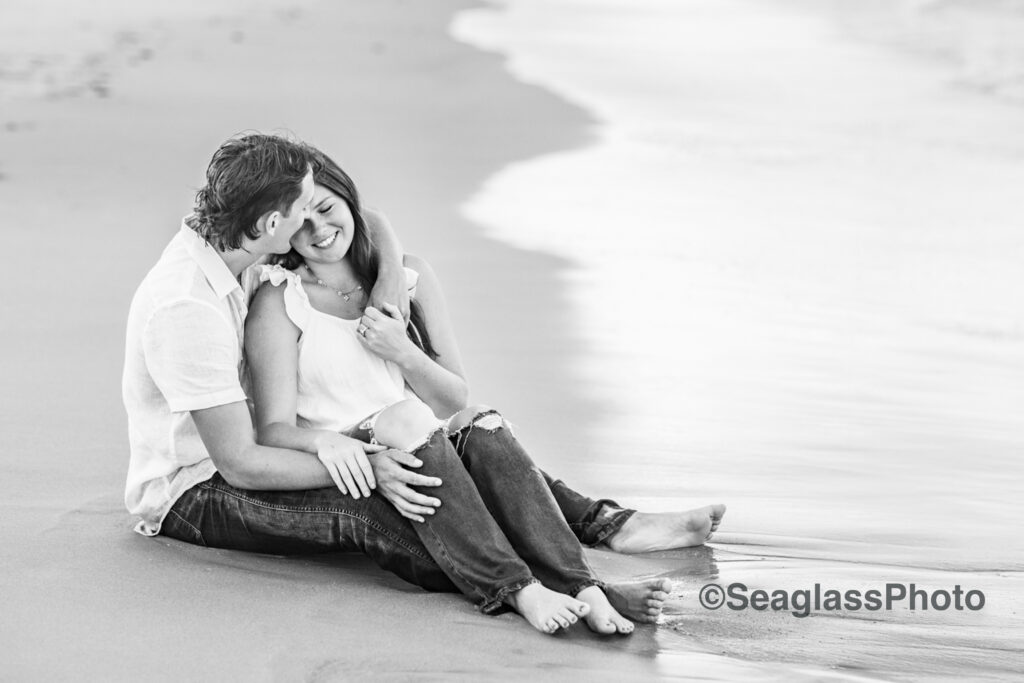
[257,263,302,287]
[249,273,287,314]
[250,264,310,329]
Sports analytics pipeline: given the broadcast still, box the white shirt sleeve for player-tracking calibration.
[142,299,247,412]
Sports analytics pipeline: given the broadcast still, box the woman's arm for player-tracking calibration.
[245,282,380,497]
[363,207,410,320]
[357,255,469,417]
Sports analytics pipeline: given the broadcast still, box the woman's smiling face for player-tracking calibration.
[289,184,356,264]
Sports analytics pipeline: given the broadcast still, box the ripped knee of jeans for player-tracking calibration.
[404,423,447,454]
[445,409,518,459]
[471,413,504,431]
[445,404,508,436]
[372,399,445,452]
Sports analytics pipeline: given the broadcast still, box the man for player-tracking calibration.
[123,133,723,614]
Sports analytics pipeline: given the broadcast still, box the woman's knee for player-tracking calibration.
[446,404,504,434]
[373,399,443,451]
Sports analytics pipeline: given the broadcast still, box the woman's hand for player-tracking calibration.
[357,304,417,364]
[315,432,385,499]
[367,449,443,523]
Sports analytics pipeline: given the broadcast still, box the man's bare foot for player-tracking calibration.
[507,583,590,634]
[575,585,635,635]
[605,504,727,554]
[604,578,673,624]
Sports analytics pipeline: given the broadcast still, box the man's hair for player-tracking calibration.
[189,133,314,250]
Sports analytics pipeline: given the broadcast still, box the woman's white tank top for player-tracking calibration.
[257,264,418,432]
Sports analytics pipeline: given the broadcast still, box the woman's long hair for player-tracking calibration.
[271,148,437,359]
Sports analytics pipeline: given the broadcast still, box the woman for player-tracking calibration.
[244,148,664,635]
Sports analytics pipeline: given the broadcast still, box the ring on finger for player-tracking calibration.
[357,324,368,336]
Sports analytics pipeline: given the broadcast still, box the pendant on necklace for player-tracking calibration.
[306,264,362,301]
[334,284,363,301]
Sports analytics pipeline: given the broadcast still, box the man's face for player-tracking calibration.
[269,169,315,253]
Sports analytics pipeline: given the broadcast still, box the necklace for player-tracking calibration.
[305,264,363,301]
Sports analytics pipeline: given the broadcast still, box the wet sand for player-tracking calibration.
[450,0,1024,679]
[1,0,1022,680]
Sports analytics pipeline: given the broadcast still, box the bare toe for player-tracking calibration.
[603,579,676,622]
[577,586,636,635]
[510,584,591,635]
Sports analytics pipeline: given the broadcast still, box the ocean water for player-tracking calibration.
[452,0,1024,677]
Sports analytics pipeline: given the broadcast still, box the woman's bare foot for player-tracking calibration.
[575,585,635,635]
[605,504,727,554]
[604,578,673,624]
[507,583,590,634]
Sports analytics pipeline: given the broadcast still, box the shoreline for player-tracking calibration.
[445,0,1024,679]
[5,0,1020,679]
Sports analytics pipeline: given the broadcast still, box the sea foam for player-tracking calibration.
[451,0,1024,561]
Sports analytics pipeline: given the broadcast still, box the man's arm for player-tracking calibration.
[191,401,334,490]
[144,298,333,491]
[363,207,410,320]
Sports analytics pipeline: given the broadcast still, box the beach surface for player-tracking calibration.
[0,1,692,680]
[1,0,1022,680]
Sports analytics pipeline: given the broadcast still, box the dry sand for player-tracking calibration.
[0,0,711,680]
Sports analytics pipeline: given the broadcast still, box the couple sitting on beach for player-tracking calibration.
[123,133,726,635]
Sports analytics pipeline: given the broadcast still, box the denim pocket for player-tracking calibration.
[162,495,208,547]
[163,509,207,548]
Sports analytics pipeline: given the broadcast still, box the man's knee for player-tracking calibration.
[373,400,443,451]
[446,404,503,434]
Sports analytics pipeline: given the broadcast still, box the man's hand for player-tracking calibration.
[368,268,410,322]
[367,449,443,522]
[316,433,385,499]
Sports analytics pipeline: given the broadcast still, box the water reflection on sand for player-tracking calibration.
[456,0,1024,678]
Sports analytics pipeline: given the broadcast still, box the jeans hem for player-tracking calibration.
[481,577,538,615]
[591,507,638,546]
[566,500,638,547]
[568,579,603,597]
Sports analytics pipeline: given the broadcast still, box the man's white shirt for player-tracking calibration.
[122,222,259,535]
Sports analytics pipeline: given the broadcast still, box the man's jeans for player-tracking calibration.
[161,410,636,611]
